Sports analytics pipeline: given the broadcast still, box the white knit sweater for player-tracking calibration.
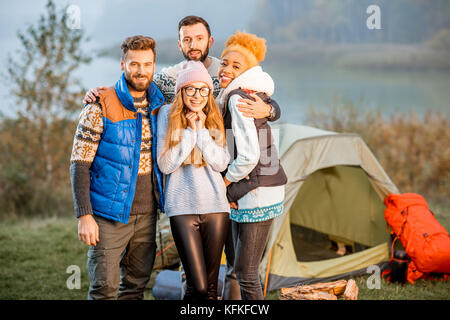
[217,66,285,218]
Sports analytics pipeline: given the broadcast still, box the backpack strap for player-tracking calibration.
[388,207,410,264]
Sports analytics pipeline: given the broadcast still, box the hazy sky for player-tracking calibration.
[1,1,448,120]
[0,0,259,116]
[0,0,258,60]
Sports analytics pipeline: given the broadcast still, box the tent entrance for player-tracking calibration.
[290,224,370,262]
[288,165,389,251]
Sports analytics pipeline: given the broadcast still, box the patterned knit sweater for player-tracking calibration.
[70,94,154,218]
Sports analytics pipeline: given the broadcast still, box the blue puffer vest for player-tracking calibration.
[89,73,165,223]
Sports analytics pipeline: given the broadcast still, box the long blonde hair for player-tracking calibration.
[163,90,226,167]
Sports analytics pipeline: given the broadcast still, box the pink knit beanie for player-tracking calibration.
[175,61,214,94]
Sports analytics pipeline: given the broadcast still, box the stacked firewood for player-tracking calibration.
[279,279,358,300]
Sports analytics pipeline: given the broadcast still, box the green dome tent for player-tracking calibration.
[260,123,399,294]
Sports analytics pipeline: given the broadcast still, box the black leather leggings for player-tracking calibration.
[170,212,229,300]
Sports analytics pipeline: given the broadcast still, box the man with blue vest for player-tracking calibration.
[70,35,164,300]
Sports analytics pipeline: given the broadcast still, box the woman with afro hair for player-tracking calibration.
[217,31,287,300]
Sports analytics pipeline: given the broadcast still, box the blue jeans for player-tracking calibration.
[232,218,273,300]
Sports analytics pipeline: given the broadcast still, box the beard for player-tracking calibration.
[182,45,210,62]
[124,71,153,92]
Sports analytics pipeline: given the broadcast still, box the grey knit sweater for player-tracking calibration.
[156,104,231,217]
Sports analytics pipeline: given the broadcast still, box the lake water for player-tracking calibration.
[2,56,449,123]
[264,64,450,124]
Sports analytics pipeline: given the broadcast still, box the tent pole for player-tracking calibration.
[263,248,273,297]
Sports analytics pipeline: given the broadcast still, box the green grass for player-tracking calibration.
[1,212,449,300]
[0,216,89,299]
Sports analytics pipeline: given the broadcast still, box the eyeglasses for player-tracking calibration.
[183,86,210,97]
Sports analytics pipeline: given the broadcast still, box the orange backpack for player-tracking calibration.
[384,193,450,284]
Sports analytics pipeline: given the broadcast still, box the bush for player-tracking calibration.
[0,117,75,218]
[0,162,73,218]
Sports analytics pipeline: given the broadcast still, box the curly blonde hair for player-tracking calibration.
[221,31,267,67]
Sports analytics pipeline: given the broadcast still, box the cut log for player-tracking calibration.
[300,280,348,296]
[343,279,358,300]
[280,291,337,300]
[280,280,348,300]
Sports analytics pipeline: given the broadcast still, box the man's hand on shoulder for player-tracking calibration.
[83,86,107,105]
[236,93,271,119]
